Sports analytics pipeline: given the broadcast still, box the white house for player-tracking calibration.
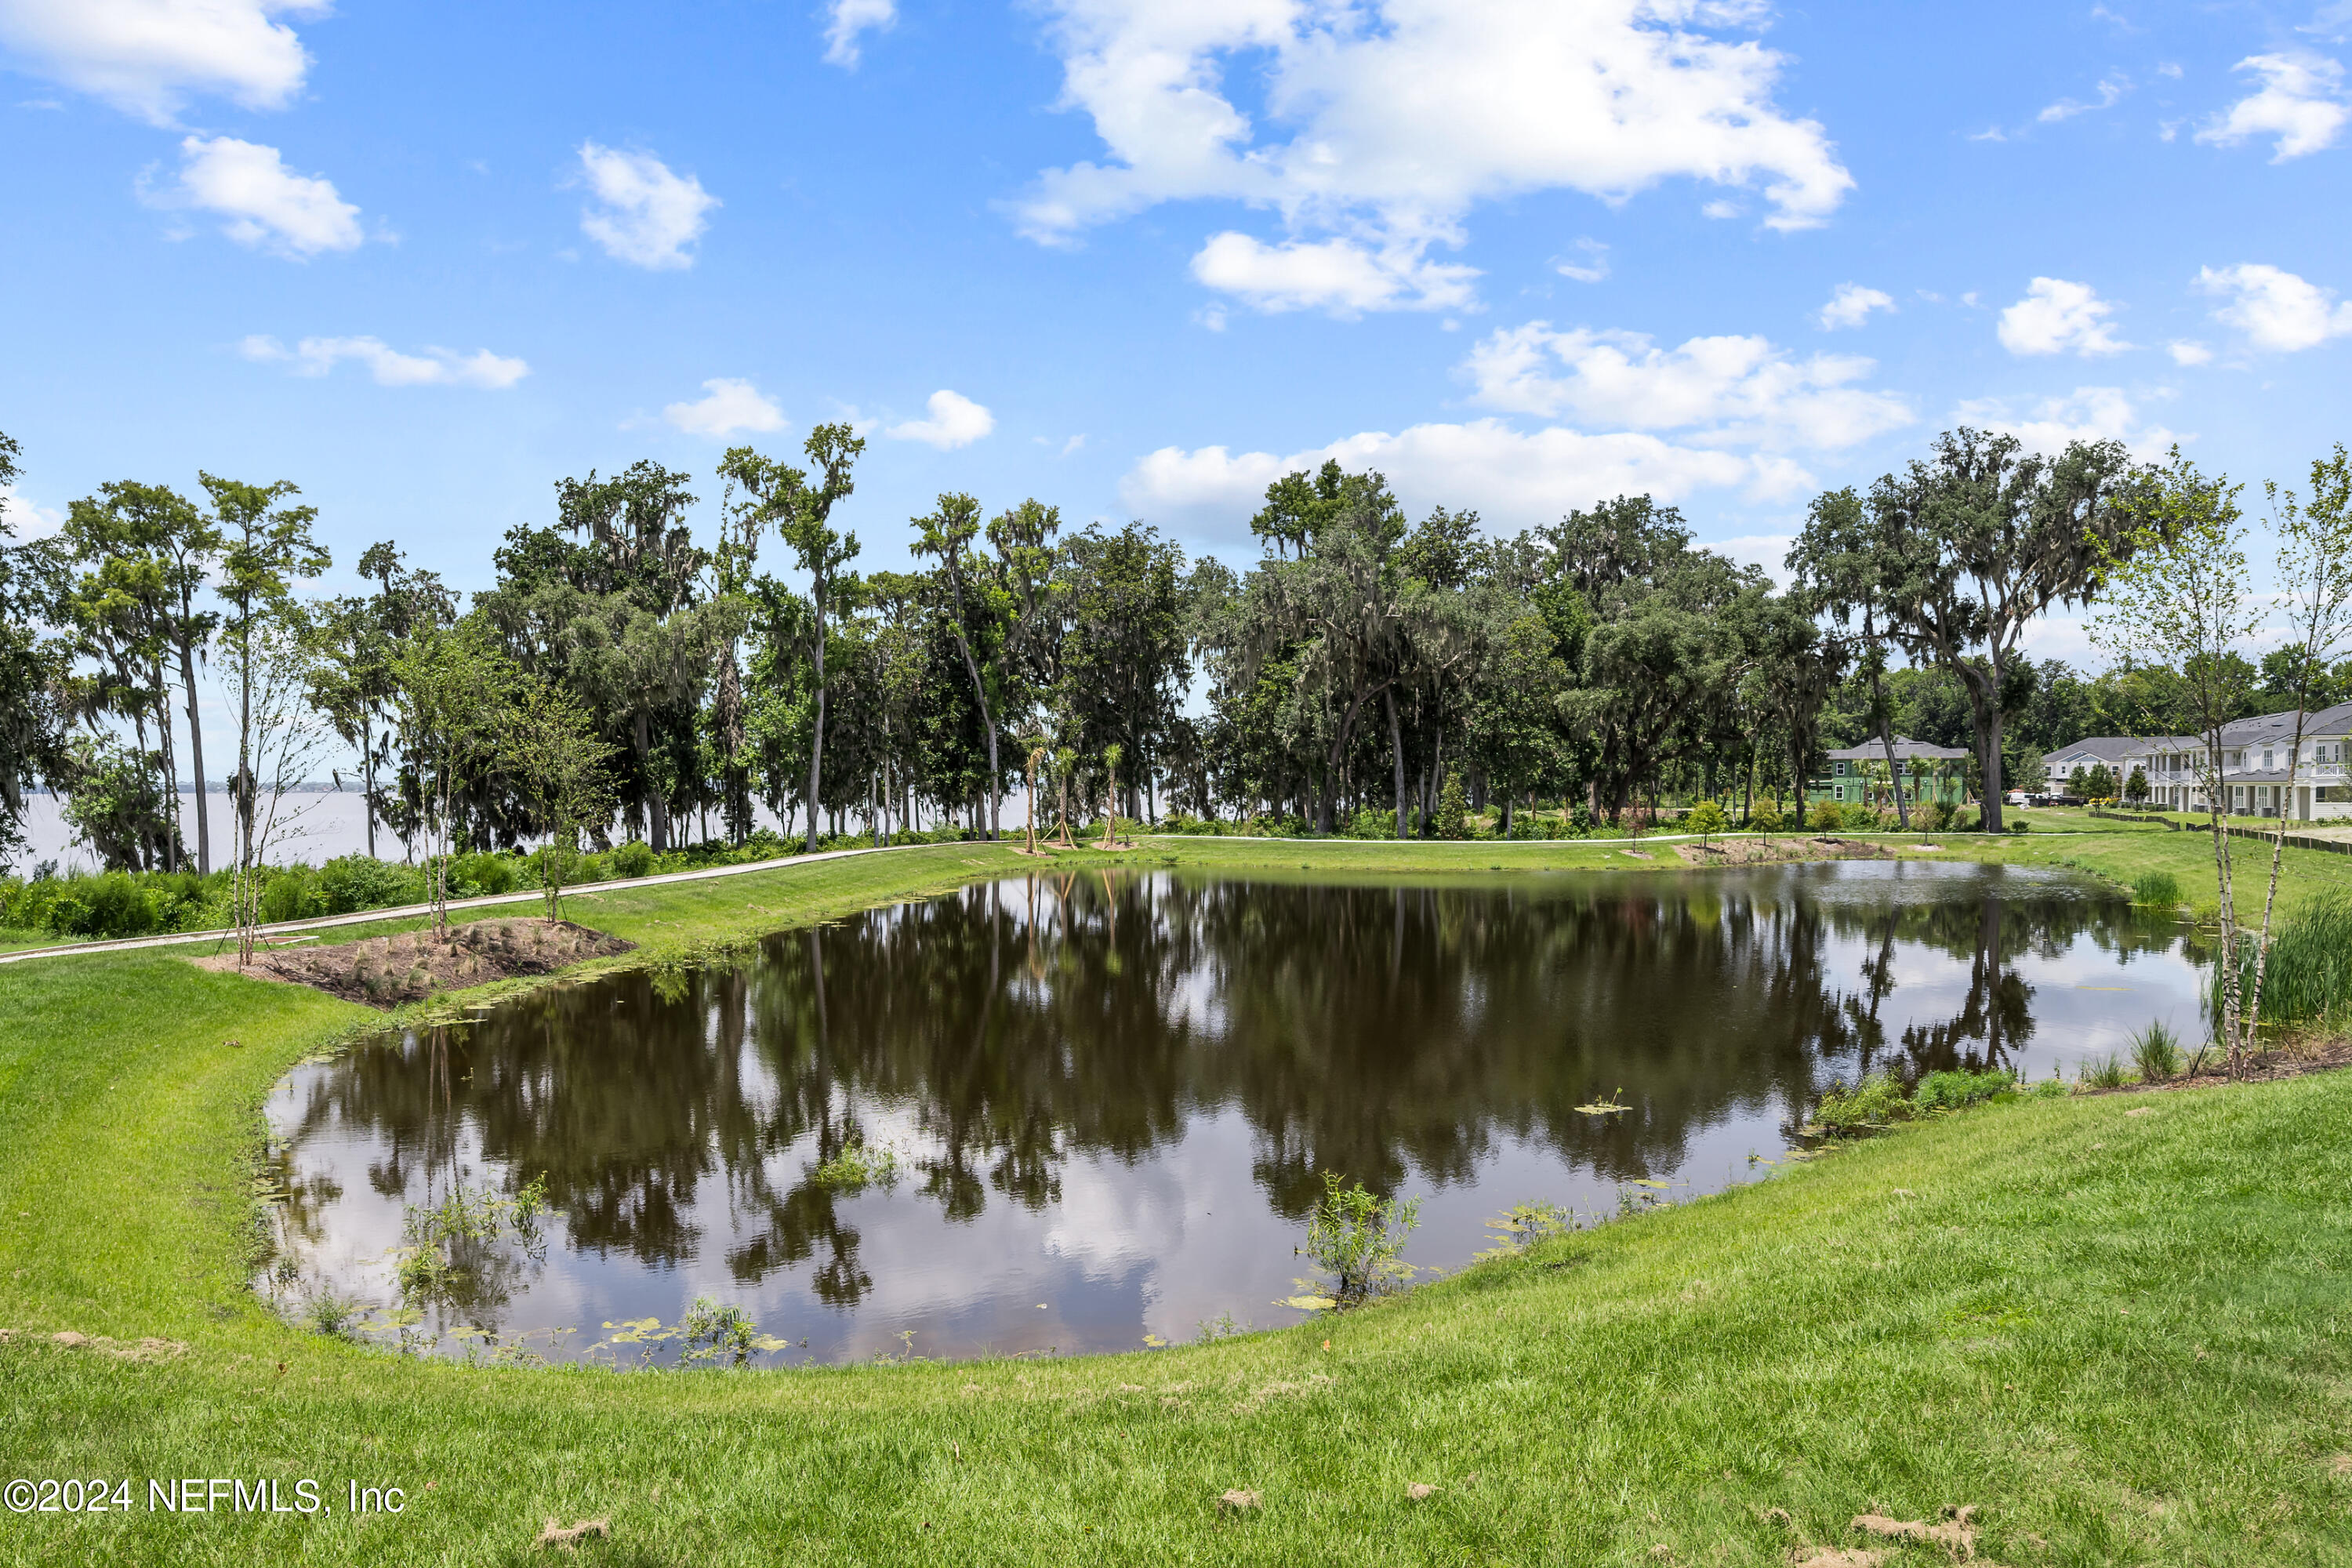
[2096,702,2352,821]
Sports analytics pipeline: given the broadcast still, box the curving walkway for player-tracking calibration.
[0,841,932,967]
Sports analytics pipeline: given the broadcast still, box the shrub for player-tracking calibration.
[2129,1020,2183,1083]
[316,854,422,915]
[1808,1071,1907,1132]
[2079,1054,2131,1090]
[2129,870,2182,910]
[1435,773,1470,840]
[1806,800,1843,833]
[1299,1172,1422,1308]
[612,841,656,878]
[1567,802,1595,838]
[1922,797,1958,833]
[259,866,326,925]
[1684,799,1729,844]
[1348,806,1396,839]
[1812,1067,2014,1133]
[1749,799,1783,837]
[1911,1068,2014,1113]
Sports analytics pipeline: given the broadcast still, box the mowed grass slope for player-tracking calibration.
[0,837,2348,1565]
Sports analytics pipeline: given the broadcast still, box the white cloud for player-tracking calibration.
[886,389,996,449]
[1461,322,1911,450]
[2196,53,2349,160]
[662,378,786,437]
[1017,0,1851,310]
[2168,339,2213,365]
[0,484,64,540]
[1189,230,1477,315]
[1952,387,2179,460]
[1555,238,1610,284]
[1996,277,2129,357]
[823,0,895,67]
[1122,419,1801,543]
[2195,262,2352,350]
[148,135,361,257]
[575,143,717,270]
[2039,74,2130,122]
[1817,282,1894,330]
[1712,532,1797,589]
[0,0,325,125]
[239,335,528,388]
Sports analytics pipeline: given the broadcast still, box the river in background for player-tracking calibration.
[11,790,803,875]
[260,862,2207,1365]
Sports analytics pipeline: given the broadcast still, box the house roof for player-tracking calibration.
[2045,737,2143,766]
[1824,735,1969,763]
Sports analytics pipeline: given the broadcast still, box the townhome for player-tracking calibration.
[2102,701,2352,821]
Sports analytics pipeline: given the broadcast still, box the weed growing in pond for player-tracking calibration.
[2130,870,2182,910]
[1809,1069,2016,1134]
[300,1288,369,1341]
[2080,1054,2131,1090]
[1290,1171,1421,1310]
[1192,1312,1250,1343]
[595,1296,788,1369]
[394,1174,553,1306]
[811,1138,900,1190]
[1573,1087,1631,1114]
[2130,1020,2185,1083]
[1478,1200,1579,1258]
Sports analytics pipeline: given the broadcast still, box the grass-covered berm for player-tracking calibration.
[2,835,2349,1566]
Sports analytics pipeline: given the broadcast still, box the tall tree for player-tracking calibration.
[0,431,68,869]
[1863,429,2139,831]
[780,426,865,851]
[202,472,329,875]
[913,492,1014,838]
[2090,449,2261,1069]
[1789,487,1910,828]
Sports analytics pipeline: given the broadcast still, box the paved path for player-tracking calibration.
[0,841,932,967]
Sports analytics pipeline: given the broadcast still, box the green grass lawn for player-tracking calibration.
[2,838,2350,1565]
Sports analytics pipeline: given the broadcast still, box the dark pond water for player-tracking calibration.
[260,862,2207,1364]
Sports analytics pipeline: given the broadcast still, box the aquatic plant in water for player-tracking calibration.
[597,1296,789,1369]
[811,1138,900,1190]
[1290,1172,1422,1310]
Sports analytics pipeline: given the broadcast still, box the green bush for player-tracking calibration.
[2129,870,2182,910]
[2129,1020,2183,1083]
[317,855,423,915]
[2080,1054,2131,1090]
[612,841,656,878]
[1811,1067,2014,1133]
[1806,800,1843,833]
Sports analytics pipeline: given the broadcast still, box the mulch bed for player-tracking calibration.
[191,917,633,1008]
[1673,837,1902,866]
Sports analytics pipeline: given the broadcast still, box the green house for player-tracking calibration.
[1807,736,1969,808]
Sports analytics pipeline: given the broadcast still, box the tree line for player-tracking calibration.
[3,418,2336,896]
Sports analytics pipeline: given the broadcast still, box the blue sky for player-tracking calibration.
[2,0,2349,645]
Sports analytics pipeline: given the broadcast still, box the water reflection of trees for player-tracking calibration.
[281,866,2180,1297]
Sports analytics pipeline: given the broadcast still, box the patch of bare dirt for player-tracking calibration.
[1675,837,1901,866]
[194,918,633,1008]
[45,1330,187,1361]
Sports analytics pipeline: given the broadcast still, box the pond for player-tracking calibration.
[259,861,2208,1364]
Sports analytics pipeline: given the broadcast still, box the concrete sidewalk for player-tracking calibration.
[0,841,925,967]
